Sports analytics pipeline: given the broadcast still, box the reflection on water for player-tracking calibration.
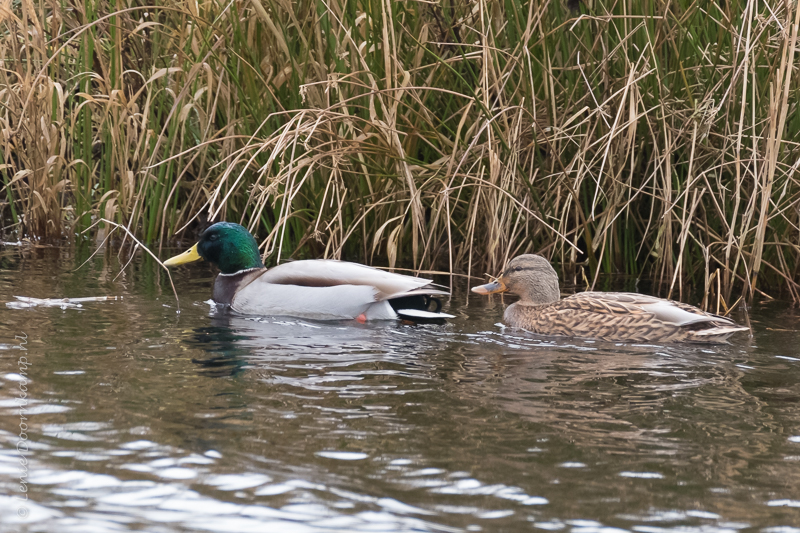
[1,246,800,532]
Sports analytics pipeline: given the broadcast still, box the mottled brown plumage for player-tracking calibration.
[472,255,748,343]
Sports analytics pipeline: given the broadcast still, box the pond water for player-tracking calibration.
[1,245,800,533]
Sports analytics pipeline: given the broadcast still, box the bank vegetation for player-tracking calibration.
[2,0,800,305]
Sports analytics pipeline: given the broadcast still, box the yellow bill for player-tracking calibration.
[164,244,202,267]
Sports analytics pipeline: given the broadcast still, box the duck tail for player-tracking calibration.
[389,294,455,322]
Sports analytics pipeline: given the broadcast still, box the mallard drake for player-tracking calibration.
[471,254,748,343]
[164,222,452,321]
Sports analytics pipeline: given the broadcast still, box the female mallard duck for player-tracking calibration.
[165,222,452,321]
[472,254,748,343]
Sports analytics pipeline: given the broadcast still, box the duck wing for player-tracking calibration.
[254,260,448,300]
[564,292,735,326]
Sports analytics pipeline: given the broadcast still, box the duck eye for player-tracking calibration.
[513,266,522,272]
[208,234,218,241]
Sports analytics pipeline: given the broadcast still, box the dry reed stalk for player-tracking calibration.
[2,0,800,306]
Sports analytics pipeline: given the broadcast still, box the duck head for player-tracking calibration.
[471,254,560,305]
[164,222,265,274]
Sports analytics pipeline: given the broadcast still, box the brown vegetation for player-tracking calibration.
[1,0,800,306]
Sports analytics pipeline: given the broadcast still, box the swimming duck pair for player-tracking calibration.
[165,222,748,343]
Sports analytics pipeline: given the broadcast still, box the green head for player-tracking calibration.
[164,222,264,274]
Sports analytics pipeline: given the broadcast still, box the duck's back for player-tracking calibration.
[504,292,747,343]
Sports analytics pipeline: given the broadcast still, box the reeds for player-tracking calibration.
[2,0,799,304]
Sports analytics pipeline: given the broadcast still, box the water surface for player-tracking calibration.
[1,246,799,532]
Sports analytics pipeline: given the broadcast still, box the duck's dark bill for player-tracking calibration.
[164,244,202,267]
[471,280,507,295]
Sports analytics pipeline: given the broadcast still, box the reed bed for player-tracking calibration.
[2,0,799,305]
